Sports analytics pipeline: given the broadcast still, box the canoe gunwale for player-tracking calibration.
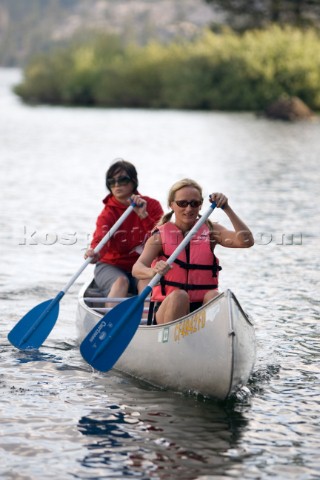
[78,282,253,331]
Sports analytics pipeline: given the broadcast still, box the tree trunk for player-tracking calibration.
[270,0,281,22]
[292,0,303,25]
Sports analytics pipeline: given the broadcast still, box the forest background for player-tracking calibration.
[1,0,320,112]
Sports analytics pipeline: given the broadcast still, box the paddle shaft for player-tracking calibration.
[32,204,135,330]
[116,200,218,308]
[61,203,136,295]
[10,202,136,349]
[90,201,217,361]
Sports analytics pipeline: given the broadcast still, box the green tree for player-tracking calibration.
[205,0,320,30]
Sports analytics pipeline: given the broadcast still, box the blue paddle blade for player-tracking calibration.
[80,294,148,372]
[8,295,62,350]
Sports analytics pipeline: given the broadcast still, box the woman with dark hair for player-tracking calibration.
[85,158,163,301]
[132,178,254,325]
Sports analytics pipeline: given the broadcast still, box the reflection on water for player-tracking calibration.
[77,392,249,479]
[1,68,320,479]
[13,350,63,365]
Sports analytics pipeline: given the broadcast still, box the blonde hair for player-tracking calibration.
[158,178,204,225]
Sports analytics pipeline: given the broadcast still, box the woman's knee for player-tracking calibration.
[168,289,189,305]
[156,289,189,324]
[203,289,219,304]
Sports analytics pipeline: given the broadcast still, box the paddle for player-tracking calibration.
[80,201,217,372]
[8,203,136,350]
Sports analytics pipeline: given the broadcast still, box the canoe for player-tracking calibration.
[76,281,256,401]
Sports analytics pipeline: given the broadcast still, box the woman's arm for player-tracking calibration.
[210,193,254,248]
[132,233,169,279]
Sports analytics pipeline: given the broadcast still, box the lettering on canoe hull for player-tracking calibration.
[174,309,206,342]
[157,305,219,344]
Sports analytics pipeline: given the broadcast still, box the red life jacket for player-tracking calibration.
[151,222,221,303]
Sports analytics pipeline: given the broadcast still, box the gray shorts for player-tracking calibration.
[94,262,138,297]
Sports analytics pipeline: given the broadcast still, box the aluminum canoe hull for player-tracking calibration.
[76,283,256,400]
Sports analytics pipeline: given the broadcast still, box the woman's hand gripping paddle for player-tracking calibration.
[80,201,217,372]
[8,203,136,350]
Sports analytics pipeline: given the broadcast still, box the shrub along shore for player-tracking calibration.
[14,25,320,112]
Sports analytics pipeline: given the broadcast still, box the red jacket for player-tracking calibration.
[91,193,163,272]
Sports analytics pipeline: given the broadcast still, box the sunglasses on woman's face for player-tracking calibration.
[107,175,132,187]
[174,200,202,208]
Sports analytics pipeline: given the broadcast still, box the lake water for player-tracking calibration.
[0,68,319,480]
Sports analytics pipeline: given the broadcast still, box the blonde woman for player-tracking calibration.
[132,178,254,325]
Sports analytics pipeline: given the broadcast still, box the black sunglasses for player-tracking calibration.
[107,175,132,187]
[175,200,202,208]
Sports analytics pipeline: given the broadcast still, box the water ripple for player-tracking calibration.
[1,68,320,479]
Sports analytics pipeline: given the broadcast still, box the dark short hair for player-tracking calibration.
[105,158,138,192]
